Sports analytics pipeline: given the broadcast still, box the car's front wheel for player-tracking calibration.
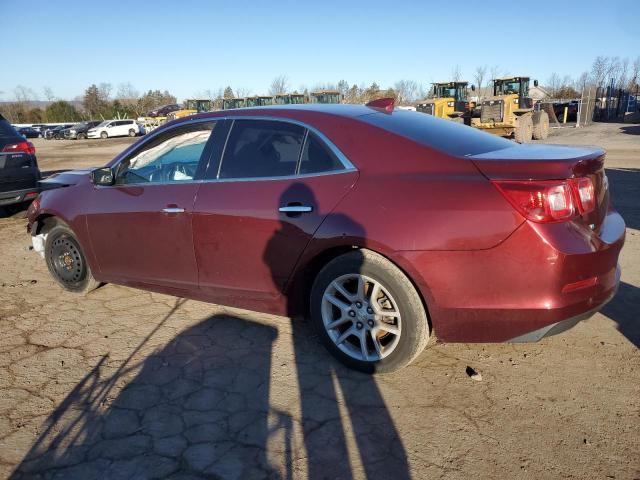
[310,249,430,373]
[44,223,100,294]
[100,131,108,139]
[128,129,136,137]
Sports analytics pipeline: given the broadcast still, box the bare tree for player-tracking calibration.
[616,58,629,89]
[451,65,462,81]
[235,87,252,98]
[269,75,289,95]
[43,86,55,102]
[393,80,418,104]
[473,66,487,100]
[546,73,562,97]
[489,65,500,81]
[116,82,139,100]
[630,56,640,89]
[14,85,37,104]
[98,83,112,101]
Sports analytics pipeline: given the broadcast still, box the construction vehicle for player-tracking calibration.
[273,93,306,105]
[472,77,549,143]
[165,99,214,122]
[416,81,475,124]
[309,90,343,104]
[244,96,274,108]
[222,98,247,110]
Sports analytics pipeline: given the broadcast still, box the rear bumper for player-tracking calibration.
[397,209,626,343]
[0,187,40,206]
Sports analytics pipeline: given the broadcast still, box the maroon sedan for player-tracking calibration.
[27,102,625,372]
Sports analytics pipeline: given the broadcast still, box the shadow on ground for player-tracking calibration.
[619,124,640,135]
[605,167,640,231]
[602,281,640,349]
[10,305,409,479]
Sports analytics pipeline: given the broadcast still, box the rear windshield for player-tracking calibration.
[358,110,513,157]
[0,118,18,138]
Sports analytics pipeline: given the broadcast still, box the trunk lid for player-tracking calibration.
[470,144,609,232]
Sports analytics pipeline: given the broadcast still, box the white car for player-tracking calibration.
[87,120,140,139]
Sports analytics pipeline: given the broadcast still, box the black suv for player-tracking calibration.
[0,115,41,208]
[62,120,101,140]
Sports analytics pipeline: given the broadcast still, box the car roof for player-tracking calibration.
[195,103,378,119]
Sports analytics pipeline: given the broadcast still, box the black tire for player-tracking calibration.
[310,249,430,373]
[514,114,533,143]
[532,111,549,140]
[100,131,108,139]
[128,129,136,137]
[77,132,85,140]
[44,222,100,294]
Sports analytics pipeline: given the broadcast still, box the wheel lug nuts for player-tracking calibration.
[348,310,356,317]
[368,319,374,327]
[356,322,363,329]
[355,301,362,308]
[367,307,373,314]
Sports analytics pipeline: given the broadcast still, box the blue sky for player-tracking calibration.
[1,0,638,102]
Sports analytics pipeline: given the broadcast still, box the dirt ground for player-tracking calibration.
[0,123,638,479]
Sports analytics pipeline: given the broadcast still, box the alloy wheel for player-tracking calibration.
[321,273,402,362]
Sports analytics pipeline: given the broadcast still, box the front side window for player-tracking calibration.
[116,122,215,185]
[218,120,305,179]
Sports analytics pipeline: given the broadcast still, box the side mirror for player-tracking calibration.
[471,84,476,91]
[91,167,114,186]
[534,79,539,87]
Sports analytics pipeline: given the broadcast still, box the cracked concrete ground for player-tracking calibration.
[0,124,639,479]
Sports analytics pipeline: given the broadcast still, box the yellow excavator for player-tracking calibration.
[472,77,549,143]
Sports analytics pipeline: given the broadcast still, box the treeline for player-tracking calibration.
[0,83,176,124]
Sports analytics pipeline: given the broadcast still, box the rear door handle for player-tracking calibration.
[279,205,313,213]
[162,207,185,213]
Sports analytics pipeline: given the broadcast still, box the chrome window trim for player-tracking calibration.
[106,115,357,188]
[212,116,356,181]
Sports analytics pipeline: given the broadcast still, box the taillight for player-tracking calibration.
[2,141,36,156]
[493,177,596,223]
[570,177,595,213]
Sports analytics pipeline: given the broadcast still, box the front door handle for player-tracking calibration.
[279,205,313,213]
[162,207,185,213]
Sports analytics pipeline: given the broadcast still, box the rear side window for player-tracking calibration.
[218,120,305,179]
[359,109,513,157]
[298,132,344,174]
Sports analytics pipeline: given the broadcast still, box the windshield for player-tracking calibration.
[495,79,529,96]
[95,121,109,128]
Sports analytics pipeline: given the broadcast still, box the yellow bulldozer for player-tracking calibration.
[472,77,549,143]
[416,81,475,124]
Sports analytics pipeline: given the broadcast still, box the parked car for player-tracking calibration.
[17,127,41,138]
[62,121,101,140]
[45,124,74,140]
[87,120,140,139]
[0,114,40,208]
[144,104,182,117]
[26,103,625,373]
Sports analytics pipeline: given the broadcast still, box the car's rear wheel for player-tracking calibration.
[310,249,430,373]
[128,129,136,137]
[100,131,108,139]
[514,114,533,143]
[44,223,100,294]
